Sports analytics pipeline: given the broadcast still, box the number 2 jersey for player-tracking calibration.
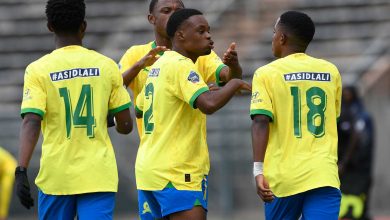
[135,51,210,191]
[21,45,131,195]
[250,53,342,197]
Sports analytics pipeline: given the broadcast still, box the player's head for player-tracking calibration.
[342,85,360,105]
[272,11,315,58]
[166,9,213,60]
[148,0,185,38]
[45,0,86,36]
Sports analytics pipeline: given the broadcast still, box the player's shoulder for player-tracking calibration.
[123,41,153,56]
[25,53,52,75]
[253,59,280,78]
[86,48,119,69]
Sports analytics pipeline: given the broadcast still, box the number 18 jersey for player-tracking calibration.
[21,45,131,195]
[250,53,342,197]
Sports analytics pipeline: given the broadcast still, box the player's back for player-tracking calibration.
[251,53,342,197]
[22,45,129,194]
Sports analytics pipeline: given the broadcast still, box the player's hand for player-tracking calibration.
[208,83,220,91]
[222,42,239,68]
[255,174,274,202]
[239,80,252,92]
[138,46,168,69]
[15,166,34,209]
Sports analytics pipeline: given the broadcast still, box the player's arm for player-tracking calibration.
[122,46,167,87]
[113,109,132,134]
[195,78,250,115]
[16,113,41,209]
[251,114,274,202]
[219,42,243,82]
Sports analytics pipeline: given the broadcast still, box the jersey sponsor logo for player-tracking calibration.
[284,72,331,82]
[148,68,160,77]
[188,71,200,83]
[251,91,263,104]
[50,68,100,82]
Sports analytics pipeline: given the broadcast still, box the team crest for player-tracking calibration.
[187,71,200,83]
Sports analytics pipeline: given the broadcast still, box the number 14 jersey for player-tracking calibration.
[21,45,131,195]
[250,53,342,197]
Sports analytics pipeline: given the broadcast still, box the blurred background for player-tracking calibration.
[0,0,389,219]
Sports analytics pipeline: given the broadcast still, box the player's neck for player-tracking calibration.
[280,47,306,58]
[54,35,83,49]
[173,46,198,63]
[154,34,172,49]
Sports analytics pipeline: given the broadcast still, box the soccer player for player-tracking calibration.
[135,9,251,220]
[0,147,16,220]
[119,0,243,135]
[250,11,342,219]
[15,0,133,219]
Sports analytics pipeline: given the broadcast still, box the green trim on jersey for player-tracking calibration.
[135,105,143,115]
[215,64,227,86]
[151,41,165,56]
[250,109,274,121]
[21,108,45,118]
[189,87,209,109]
[109,102,132,115]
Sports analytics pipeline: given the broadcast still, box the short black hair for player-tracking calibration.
[166,8,203,38]
[45,0,86,33]
[149,0,158,13]
[279,11,315,48]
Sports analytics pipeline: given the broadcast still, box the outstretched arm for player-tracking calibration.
[251,114,274,202]
[195,78,250,115]
[122,46,167,87]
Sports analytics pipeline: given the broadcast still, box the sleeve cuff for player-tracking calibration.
[215,64,227,87]
[21,108,45,119]
[250,109,274,121]
[189,87,209,109]
[109,102,132,115]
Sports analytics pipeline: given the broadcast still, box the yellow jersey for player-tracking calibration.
[135,51,209,191]
[21,45,131,195]
[119,41,226,135]
[250,53,342,197]
[0,147,16,218]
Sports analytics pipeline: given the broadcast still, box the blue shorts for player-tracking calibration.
[38,190,115,220]
[138,176,208,219]
[265,187,341,220]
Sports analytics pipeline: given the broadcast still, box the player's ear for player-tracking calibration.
[176,30,185,41]
[280,33,287,45]
[47,22,54,33]
[148,14,156,25]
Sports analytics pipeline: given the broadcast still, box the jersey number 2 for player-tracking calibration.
[59,84,95,138]
[144,83,154,134]
[290,86,327,138]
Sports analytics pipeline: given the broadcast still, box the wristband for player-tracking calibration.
[253,162,263,177]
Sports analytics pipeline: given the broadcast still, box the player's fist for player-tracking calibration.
[15,166,34,209]
[255,174,274,202]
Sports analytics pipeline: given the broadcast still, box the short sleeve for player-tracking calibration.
[118,47,139,90]
[173,64,209,109]
[250,69,274,121]
[135,85,145,115]
[108,64,132,115]
[20,66,46,118]
[197,50,227,86]
[335,72,342,121]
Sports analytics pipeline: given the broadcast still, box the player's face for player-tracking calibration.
[181,15,213,57]
[272,18,282,58]
[150,0,185,38]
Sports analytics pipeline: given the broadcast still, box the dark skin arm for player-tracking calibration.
[251,114,274,202]
[114,109,133,134]
[122,46,167,87]
[339,121,361,175]
[18,113,41,168]
[219,42,243,83]
[135,109,143,119]
[195,78,251,115]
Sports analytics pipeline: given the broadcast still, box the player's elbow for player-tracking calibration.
[116,121,132,134]
[195,94,218,115]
